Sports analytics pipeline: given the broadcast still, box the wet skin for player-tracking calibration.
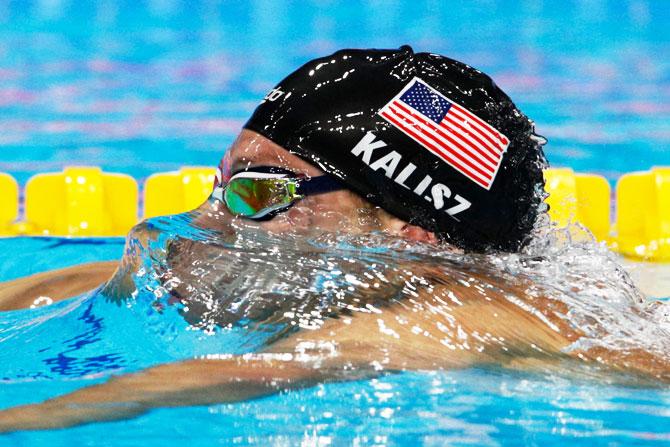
[0,130,667,432]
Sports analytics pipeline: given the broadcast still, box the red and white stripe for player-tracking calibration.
[379,82,509,190]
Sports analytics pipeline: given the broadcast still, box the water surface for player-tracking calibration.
[1,210,670,445]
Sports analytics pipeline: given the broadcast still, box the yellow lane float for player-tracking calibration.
[543,168,611,242]
[23,167,137,237]
[0,173,18,236]
[0,166,667,262]
[615,167,670,261]
[143,167,216,218]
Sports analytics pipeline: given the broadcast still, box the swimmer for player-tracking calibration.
[0,46,667,432]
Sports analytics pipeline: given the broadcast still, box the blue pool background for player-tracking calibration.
[1,1,670,445]
[0,0,668,187]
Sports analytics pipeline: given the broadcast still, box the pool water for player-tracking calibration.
[0,0,668,186]
[1,217,670,446]
[1,0,670,446]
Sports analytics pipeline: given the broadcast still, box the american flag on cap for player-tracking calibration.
[379,77,509,190]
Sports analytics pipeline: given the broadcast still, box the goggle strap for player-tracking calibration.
[296,175,345,196]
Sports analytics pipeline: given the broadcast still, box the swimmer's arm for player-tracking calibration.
[0,221,164,312]
[0,316,400,433]
[0,261,119,311]
[0,301,557,433]
[0,357,356,433]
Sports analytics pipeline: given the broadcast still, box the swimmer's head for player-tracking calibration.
[205,129,436,243]
[218,46,547,252]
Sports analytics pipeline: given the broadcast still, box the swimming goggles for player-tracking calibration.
[212,166,345,220]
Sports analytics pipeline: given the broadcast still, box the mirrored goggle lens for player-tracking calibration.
[223,177,296,218]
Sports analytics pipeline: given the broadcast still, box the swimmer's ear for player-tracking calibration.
[399,224,439,244]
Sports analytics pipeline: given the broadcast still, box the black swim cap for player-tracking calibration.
[244,46,547,252]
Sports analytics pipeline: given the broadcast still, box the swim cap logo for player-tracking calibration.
[262,87,285,103]
[351,131,472,219]
[378,77,509,190]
